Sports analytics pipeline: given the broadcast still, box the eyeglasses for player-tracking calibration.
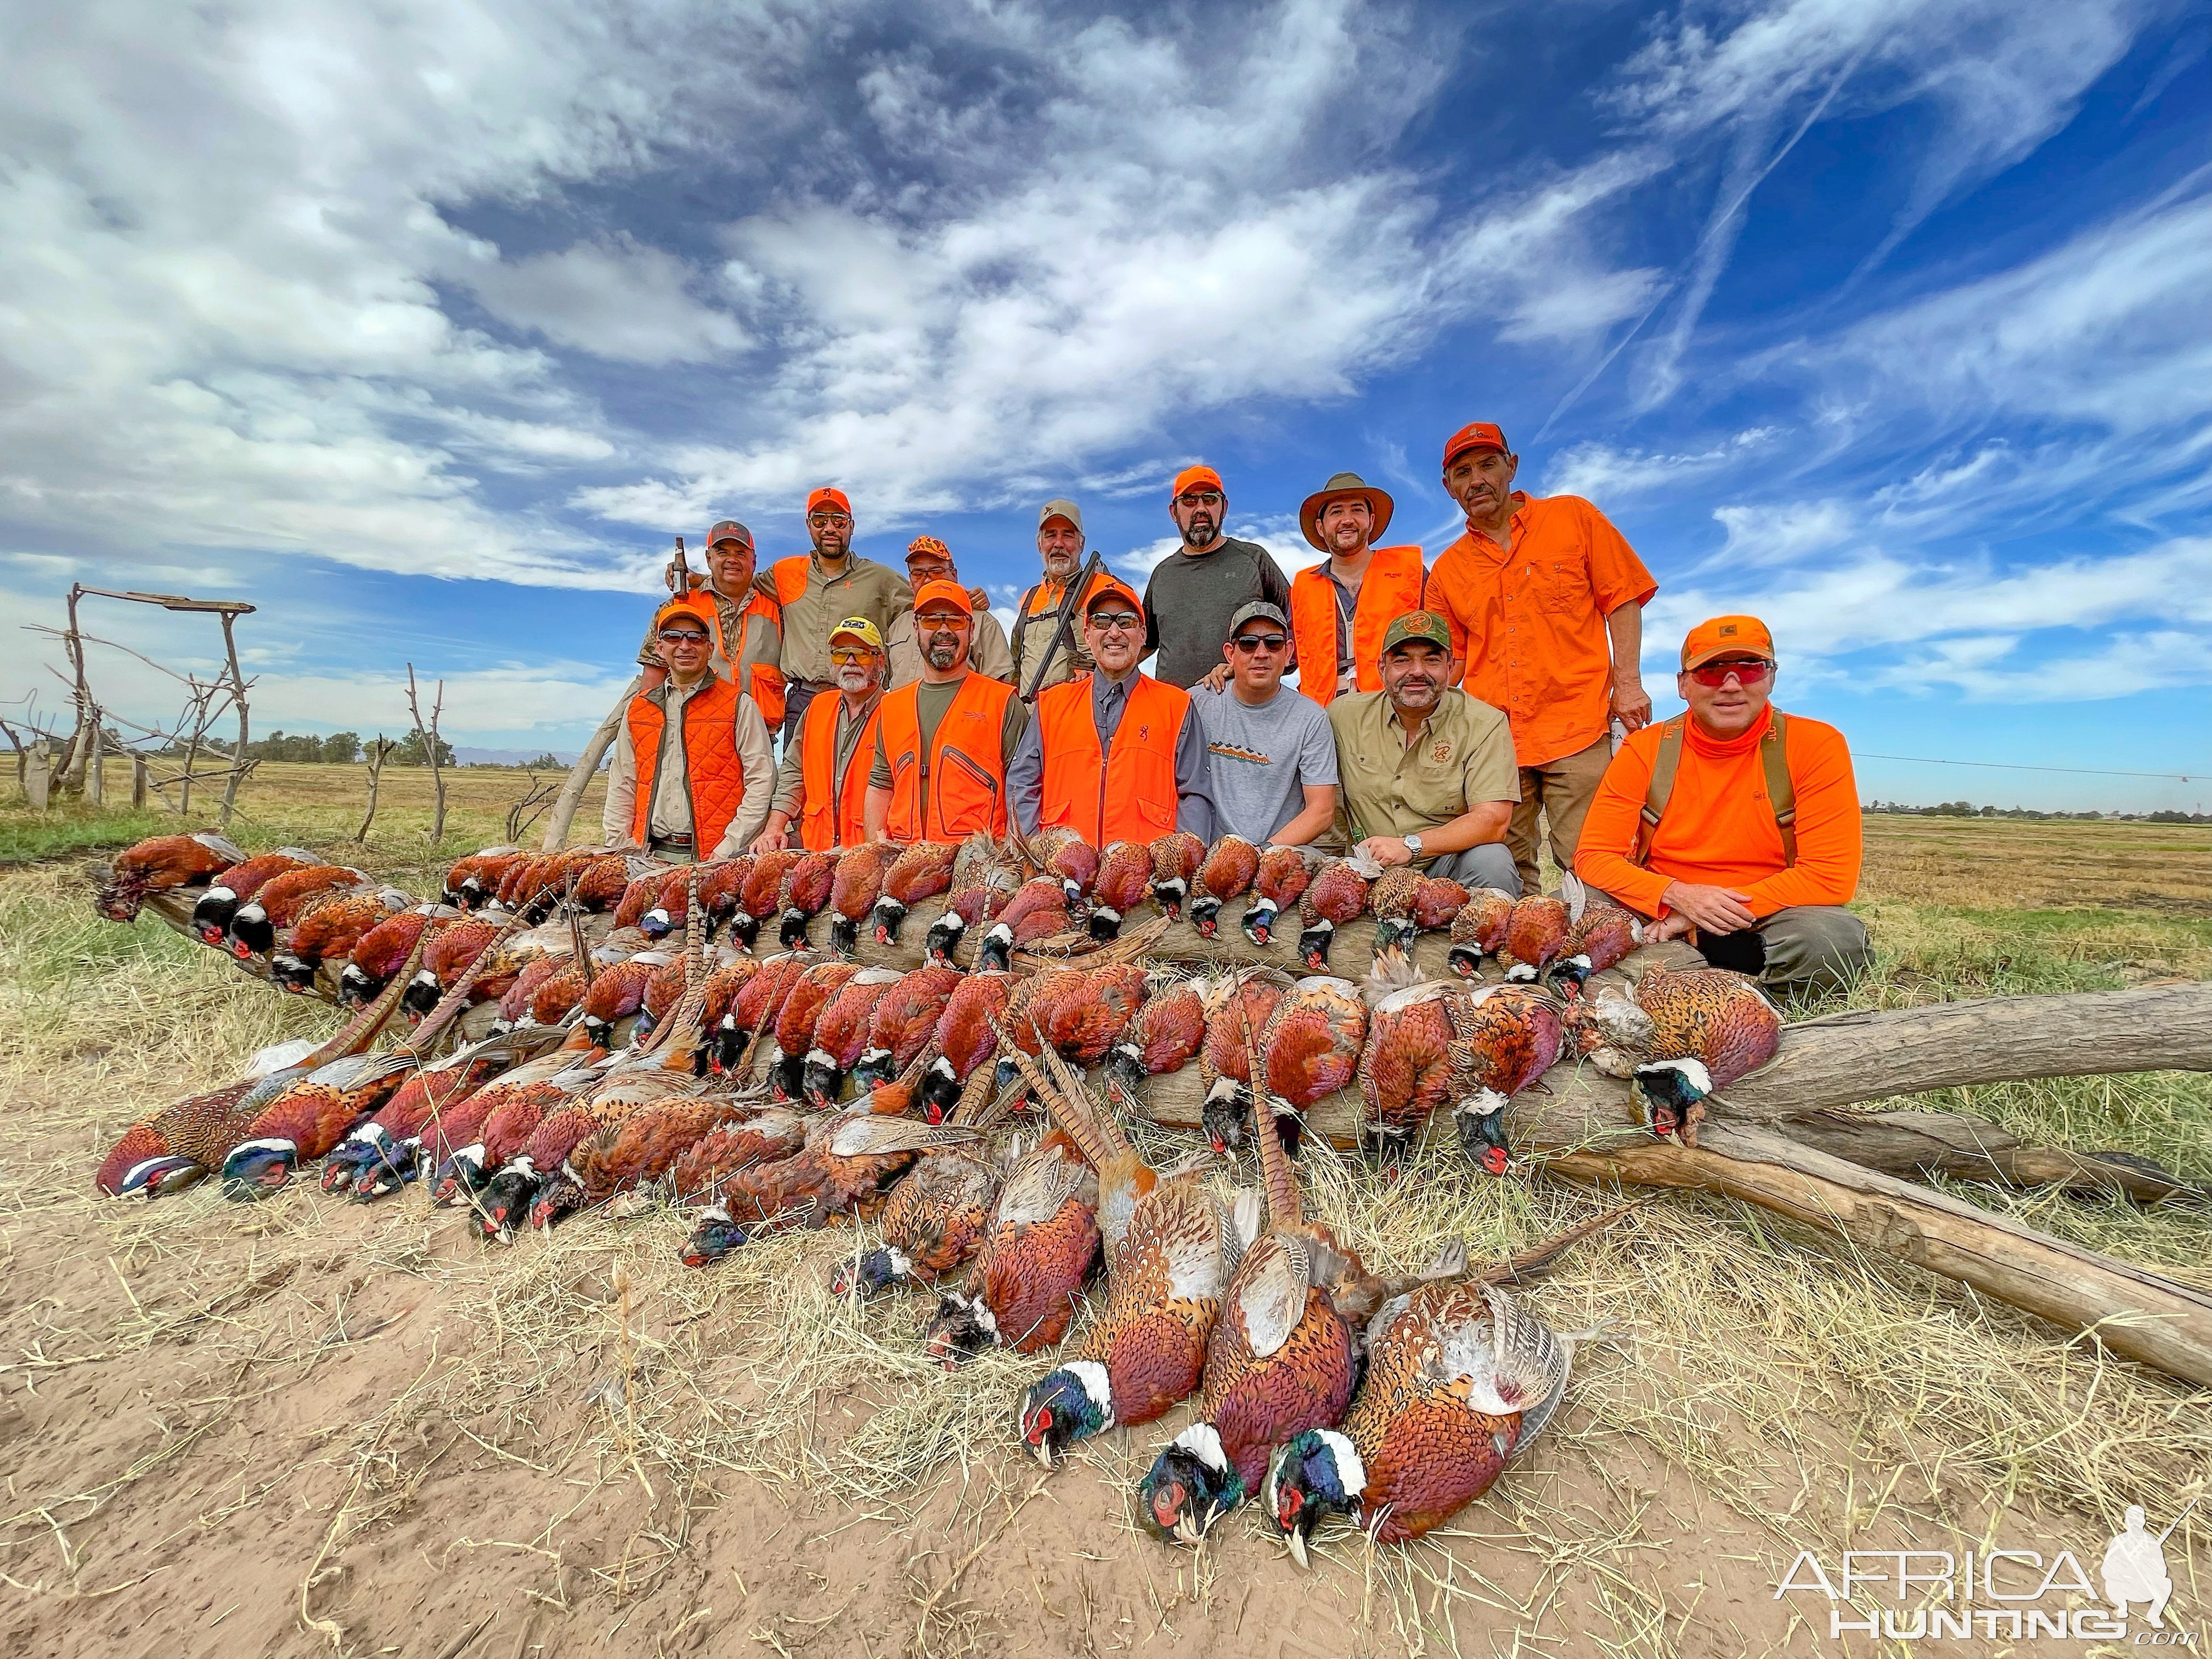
[1175,490,1223,509]
[807,511,853,528]
[917,611,968,629]
[658,628,710,644]
[1232,633,1288,653]
[1687,657,1773,687]
[1088,611,1142,633]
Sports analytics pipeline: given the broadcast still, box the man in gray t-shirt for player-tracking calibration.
[1191,601,1338,846]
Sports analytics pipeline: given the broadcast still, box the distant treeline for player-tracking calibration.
[143,729,544,768]
[1867,800,2209,823]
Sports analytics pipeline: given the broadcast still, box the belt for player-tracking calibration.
[649,832,694,850]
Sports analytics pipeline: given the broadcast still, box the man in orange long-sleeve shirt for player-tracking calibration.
[1574,616,1871,991]
[1429,421,1657,895]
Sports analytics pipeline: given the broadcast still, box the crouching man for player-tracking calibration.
[1573,615,1872,991]
[602,596,775,861]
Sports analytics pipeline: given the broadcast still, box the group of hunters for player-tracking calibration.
[601,421,1872,991]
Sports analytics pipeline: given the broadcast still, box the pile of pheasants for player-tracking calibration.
[85,828,1785,1554]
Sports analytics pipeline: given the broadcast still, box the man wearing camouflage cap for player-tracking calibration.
[884,535,1013,690]
[1326,610,1521,893]
[634,518,786,721]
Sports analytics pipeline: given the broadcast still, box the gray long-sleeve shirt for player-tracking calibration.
[1007,668,1216,841]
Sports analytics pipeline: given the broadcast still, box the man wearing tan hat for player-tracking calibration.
[1328,611,1520,893]
[1011,498,1116,697]
[884,535,1013,690]
[1287,472,1430,707]
[634,518,786,724]
[1428,422,1657,894]
[754,617,887,854]
[1142,465,1294,690]
[1011,578,1215,847]
[761,487,913,740]
[1576,616,1871,990]
[865,580,1027,842]
[603,595,775,861]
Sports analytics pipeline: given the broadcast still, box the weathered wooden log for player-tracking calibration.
[1785,1109,2204,1203]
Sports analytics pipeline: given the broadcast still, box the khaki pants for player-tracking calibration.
[1508,735,1612,896]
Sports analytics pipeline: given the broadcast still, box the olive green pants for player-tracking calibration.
[1508,735,1612,897]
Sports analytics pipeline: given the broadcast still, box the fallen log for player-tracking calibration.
[1784,1109,2204,1203]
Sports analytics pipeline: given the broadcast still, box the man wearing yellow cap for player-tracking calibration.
[865,580,1028,841]
[602,595,775,861]
[1142,465,1294,689]
[754,617,887,853]
[1010,579,1216,845]
[1576,616,1871,990]
[761,487,913,739]
[884,536,1013,690]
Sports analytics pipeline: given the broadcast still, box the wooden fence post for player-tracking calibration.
[132,754,149,809]
[26,744,51,810]
[88,737,104,804]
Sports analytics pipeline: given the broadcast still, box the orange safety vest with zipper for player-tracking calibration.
[1286,546,1429,707]
[877,670,1017,841]
[625,676,750,854]
[797,692,881,851]
[1032,672,1186,845]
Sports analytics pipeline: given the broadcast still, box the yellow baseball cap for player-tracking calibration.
[829,616,884,651]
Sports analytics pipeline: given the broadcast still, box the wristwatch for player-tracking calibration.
[1402,833,1425,862]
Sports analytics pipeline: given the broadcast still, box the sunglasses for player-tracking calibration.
[807,512,852,528]
[1687,657,1773,687]
[658,628,710,644]
[1175,491,1224,509]
[917,611,968,629]
[1088,611,1142,633]
[828,646,875,665]
[1232,633,1288,653]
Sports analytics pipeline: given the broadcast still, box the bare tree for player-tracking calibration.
[404,663,448,844]
[356,735,398,842]
[504,770,560,844]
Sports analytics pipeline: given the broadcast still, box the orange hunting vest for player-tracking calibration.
[797,692,881,851]
[626,676,749,853]
[1288,546,1428,707]
[1033,673,1185,845]
[878,671,1017,841]
[683,581,787,728]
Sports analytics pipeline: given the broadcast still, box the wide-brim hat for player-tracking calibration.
[1300,472,1395,551]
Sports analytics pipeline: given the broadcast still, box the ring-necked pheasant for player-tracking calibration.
[770,959,857,1101]
[1447,887,1516,979]
[856,963,964,1093]
[730,849,800,949]
[1295,851,1380,972]
[1563,961,1781,1144]
[1446,986,1565,1175]
[717,950,814,1082]
[830,1066,1018,1299]
[1103,975,1206,1105]
[1197,971,1291,1156]
[1368,870,1470,961]
[829,842,902,957]
[923,969,1013,1123]
[1545,902,1643,997]
[94,831,243,922]
[225,864,364,960]
[1242,845,1313,947]
[1503,891,1572,985]
[872,840,958,944]
[803,967,906,1105]
[321,1032,544,1198]
[1014,1040,1254,1464]
[1147,830,1205,922]
[976,878,1070,974]
[1026,827,1101,905]
[1084,840,1153,941]
[1190,835,1259,939]
[776,850,839,949]
[1357,955,1461,1163]
[190,850,315,944]
[271,887,406,994]
[443,847,523,911]
[1250,976,1368,1158]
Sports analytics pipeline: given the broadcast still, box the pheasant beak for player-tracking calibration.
[1172,1516,1201,1547]
[1031,1435,1055,1469]
[1284,1526,1310,1570]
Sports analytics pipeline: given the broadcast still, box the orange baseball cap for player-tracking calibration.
[912,579,974,618]
[653,595,719,635]
[1171,464,1224,501]
[1441,421,1510,470]
[1680,615,1776,670]
[806,486,851,517]
[1084,578,1146,623]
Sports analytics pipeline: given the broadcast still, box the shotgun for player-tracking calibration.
[1021,548,1107,700]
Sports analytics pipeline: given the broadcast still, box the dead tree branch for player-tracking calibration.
[404,664,448,844]
[504,771,560,844]
[357,735,397,842]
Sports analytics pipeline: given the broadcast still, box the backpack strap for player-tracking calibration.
[1631,716,1687,867]
[1762,709,1797,867]
[1009,584,1042,677]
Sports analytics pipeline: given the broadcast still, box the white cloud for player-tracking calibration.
[1546,427,1780,499]
[1711,498,1853,565]
[458,235,750,366]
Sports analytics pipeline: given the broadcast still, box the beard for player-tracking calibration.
[923,640,962,670]
[1391,677,1440,711]
[836,667,872,692]
[1180,515,1217,548]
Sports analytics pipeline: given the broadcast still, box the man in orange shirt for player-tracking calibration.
[1429,422,1657,894]
[1575,616,1872,991]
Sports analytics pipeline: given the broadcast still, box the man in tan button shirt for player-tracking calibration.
[1326,611,1522,894]
[761,487,913,739]
[884,536,1013,689]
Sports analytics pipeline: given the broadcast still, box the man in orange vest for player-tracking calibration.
[1009,578,1216,846]
[601,596,775,861]
[1428,422,1658,895]
[753,617,885,854]
[761,487,912,740]
[634,518,786,726]
[1575,616,1871,991]
[1010,498,1117,698]
[864,580,1028,843]
[1286,472,1429,706]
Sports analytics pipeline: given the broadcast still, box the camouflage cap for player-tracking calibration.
[1379,610,1453,655]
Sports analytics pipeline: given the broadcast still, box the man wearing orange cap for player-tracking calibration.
[1141,465,1294,690]
[864,580,1028,842]
[602,595,775,861]
[1429,423,1657,894]
[634,518,786,725]
[1009,579,1216,844]
[754,617,886,854]
[884,535,1013,690]
[1575,617,1871,990]
[1286,471,1430,706]
[761,487,913,739]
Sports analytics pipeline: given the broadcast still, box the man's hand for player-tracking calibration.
[1612,676,1652,731]
[1198,662,1233,693]
[1660,880,1755,934]
[1646,912,1696,944]
[750,827,787,856]
[1357,835,1415,869]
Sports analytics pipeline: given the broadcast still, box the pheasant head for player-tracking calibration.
[681,1206,749,1268]
[478,1158,546,1240]
[1453,1087,1513,1176]
[919,1288,1000,1368]
[1019,1358,1114,1465]
[1137,1422,1243,1544]
[1263,1429,1368,1567]
[829,1244,911,1300]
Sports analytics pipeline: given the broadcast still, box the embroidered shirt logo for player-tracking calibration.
[1206,742,1273,768]
[1431,741,1453,763]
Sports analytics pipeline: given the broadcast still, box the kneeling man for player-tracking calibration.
[1575,616,1871,991]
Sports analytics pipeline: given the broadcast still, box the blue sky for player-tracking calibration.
[3,0,2207,809]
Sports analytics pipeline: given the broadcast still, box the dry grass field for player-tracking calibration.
[0,768,2205,1657]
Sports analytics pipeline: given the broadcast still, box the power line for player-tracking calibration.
[1858,753,2196,782]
